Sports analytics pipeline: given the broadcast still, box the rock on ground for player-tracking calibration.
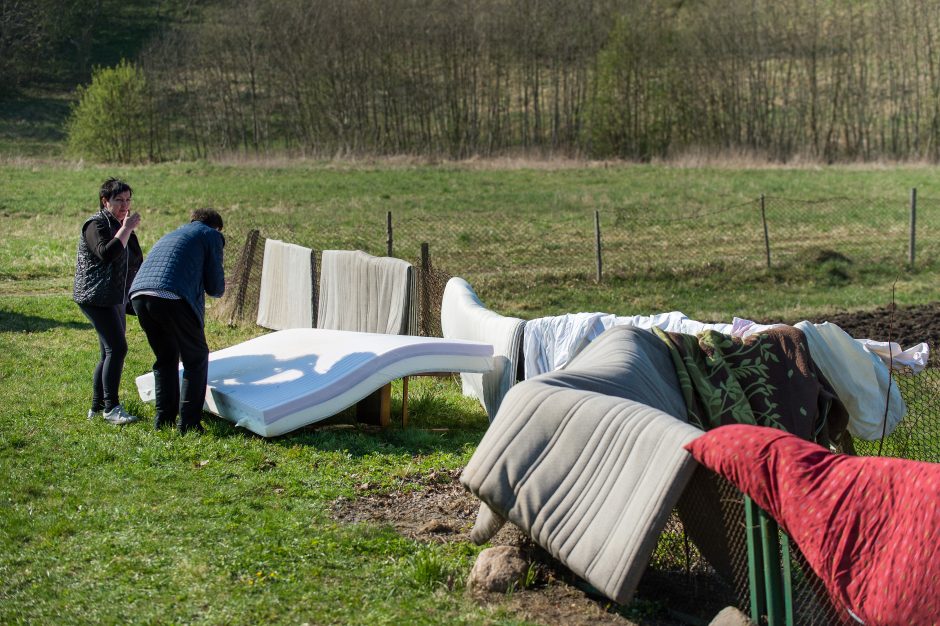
[467,545,530,593]
[708,606,755,626]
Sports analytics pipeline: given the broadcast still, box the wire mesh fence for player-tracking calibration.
[854,368,940,462]
[391,192,940,285]
[760,195,914,269]
[211,190,940,323]
[208,193,938,623]
[212,190,940,353]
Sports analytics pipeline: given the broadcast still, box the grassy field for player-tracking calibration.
[3,159,940,318]
[1,159,939,624]
[1,293,511,625]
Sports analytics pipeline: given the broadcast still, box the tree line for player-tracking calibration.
[0,0,199,94]
[65,0,940,162]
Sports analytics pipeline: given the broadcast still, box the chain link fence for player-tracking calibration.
[391,192,939,290]
[208,193,938,624]
[211,190,939,323]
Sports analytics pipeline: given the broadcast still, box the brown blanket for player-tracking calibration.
[654,326,847,446]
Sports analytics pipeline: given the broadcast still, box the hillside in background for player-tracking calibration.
[0,0,204,155]
[5,0,940,163]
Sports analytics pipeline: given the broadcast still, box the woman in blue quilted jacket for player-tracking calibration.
[73,178,144,426]
[130,208,225,434]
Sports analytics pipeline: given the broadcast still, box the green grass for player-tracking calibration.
[0,294,523,625]
[2,159,939,624]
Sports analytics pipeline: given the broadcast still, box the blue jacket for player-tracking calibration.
[130,221,225,325]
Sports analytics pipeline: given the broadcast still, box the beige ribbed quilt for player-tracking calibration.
[317,250,414,335]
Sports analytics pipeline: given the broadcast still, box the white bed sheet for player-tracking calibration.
[135,328,494,437]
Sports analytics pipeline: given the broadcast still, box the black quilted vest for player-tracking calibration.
[72,211,142,307]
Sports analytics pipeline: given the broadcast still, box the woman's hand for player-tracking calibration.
[123,211,141,231]
[114,211,141,248]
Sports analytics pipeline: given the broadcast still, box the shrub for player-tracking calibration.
[66,59,152,163]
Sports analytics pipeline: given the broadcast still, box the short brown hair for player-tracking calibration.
[190,208,223,230]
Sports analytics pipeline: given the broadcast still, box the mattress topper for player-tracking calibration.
[136,328,494,436]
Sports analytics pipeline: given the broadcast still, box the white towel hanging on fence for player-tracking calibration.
[256,239,315,330]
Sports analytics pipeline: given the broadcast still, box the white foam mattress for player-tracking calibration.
[135,328,494,437]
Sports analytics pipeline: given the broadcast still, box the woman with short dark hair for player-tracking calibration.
[73,178,144,425]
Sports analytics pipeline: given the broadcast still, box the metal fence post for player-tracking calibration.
[780,533,795,626]
[761,194,771,269]
[760,509,785,626]
[387,211,393,257]
[745,496,766,623]
[909,188,917,268]
[594,210,603,283]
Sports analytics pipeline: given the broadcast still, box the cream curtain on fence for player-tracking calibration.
[256,239,315,330]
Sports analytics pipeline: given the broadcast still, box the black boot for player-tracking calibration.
[178,421,205,435]
[154,416,176,430]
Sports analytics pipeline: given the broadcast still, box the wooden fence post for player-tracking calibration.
[909,188,917,268]
[387,211,393,257]
[760,194,771,269]
[594,210,603,283]
[420,242,431,337]
[233,229,260,324]
[311,250,319,328]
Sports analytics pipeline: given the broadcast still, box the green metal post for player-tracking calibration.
[780,533,795,626]
[760,509,785,626]
[744,496,766,623]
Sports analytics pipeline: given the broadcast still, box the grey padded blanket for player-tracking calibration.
[461,326,702,605]
[317,250,414,335]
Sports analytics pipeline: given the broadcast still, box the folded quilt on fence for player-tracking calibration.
[653,324,849,598]
[461,326,701,605]
[256,239,315,330]
[440,277,525,420]
[686,425,940,626]
[317,250,415,335]
[135,328,494,437]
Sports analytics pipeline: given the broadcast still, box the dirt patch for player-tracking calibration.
[331,469,701,625]
[805,301,940,350]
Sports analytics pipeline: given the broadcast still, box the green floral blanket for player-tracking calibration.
[653,326,846,446]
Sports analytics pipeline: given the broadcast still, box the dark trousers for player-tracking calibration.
[132,296,209,427]
[78,302,127,412]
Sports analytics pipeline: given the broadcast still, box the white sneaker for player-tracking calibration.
[87,409,103,420]
[103,404,139,425]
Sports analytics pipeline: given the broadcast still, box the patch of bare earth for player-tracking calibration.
[809,301,940,350]
[330,468,647,626]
